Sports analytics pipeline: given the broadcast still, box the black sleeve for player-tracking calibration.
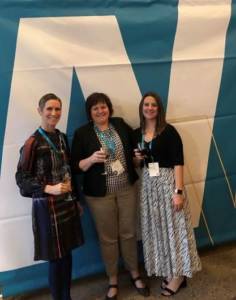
[121,118,137,149]
[71,128,86,174]
[167,125,184,166]
[15,136,46,198]
[71,127,96,202]
[133,128,142,148]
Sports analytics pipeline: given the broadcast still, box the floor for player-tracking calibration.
[5,242,236,300]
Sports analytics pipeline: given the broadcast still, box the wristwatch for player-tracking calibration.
[174,188,183,195]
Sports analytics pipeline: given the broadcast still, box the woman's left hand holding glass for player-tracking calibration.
[133,148,145,167]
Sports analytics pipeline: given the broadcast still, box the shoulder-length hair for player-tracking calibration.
[139,92,167,135]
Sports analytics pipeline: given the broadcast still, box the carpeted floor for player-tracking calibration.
[5,242,236,300]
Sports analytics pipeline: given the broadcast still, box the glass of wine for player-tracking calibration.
[62,167,74,202]
[100,147,109,175]
[137,142,148,156]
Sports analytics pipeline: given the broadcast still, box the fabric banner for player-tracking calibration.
[0,0,235,296]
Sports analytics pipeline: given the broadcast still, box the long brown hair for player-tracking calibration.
[139,92,167,135]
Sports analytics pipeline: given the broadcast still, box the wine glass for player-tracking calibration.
[137,142,149,156]
[62,168,74,202]
[100,147,109,175]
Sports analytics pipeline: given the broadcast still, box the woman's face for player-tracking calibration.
[142,96,158,120]
[90,101,110,126]
[38,99,62,130]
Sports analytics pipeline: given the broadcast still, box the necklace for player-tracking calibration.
[94,124,116,158]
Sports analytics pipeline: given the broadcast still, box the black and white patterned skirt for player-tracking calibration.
[140,167,201,278]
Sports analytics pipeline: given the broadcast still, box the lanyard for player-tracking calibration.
[141,133,154,162]
[94,124,116,157]
[141,134,153,151]
[38,127,61,154]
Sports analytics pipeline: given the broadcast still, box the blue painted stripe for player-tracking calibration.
[0,18,19,174]
[196,1,236,245]
[118,0,179,108]
[66,68,87,142]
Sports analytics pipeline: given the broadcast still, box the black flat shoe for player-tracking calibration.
[105,284,118,300]
[131,276,150,297]
[161,277,187,297]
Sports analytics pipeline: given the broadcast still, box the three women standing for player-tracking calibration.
[16,90,201,299]
[134,92,201,297]
[71,92,149,300]
[16,93,84,300]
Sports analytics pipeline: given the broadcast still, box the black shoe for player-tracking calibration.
[131,276,150,297]
[105,284,118,300]
[161,277,187,297]
[161,278,169,289]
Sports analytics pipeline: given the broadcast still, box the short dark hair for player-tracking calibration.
[86,92,113,120]
[139,91,167,135]
[38,93,62,110]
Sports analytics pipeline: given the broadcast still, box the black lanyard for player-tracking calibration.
[141,134,154,151]
[142,133,154,163]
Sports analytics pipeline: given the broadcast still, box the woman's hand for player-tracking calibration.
[133,148,145,167]
[134,148,145,160]
[44,182,72,195]
[89,149,107,164]
[172,194,184,211]
[79,149,107,171]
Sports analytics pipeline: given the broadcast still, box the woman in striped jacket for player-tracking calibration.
[16,93,84,300]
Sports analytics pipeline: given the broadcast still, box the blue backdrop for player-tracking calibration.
[0,0,236,297]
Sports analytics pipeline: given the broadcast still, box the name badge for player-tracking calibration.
[148,162,160,177]
[111,159,124,175]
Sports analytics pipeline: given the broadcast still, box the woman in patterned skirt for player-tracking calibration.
[71,92,149,299]
[134,91,201,297]
[16,93,84,300]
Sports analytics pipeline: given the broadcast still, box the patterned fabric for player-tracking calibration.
[95,124,129,193]
[16,129,84,261]
[140,167,201,278]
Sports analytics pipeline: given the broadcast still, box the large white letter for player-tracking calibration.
[0,16,141,271]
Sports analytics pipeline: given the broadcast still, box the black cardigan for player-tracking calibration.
[133,124,184,168]
[71,117,138,197]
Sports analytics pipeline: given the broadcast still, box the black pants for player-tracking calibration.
[48,253,72,300]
